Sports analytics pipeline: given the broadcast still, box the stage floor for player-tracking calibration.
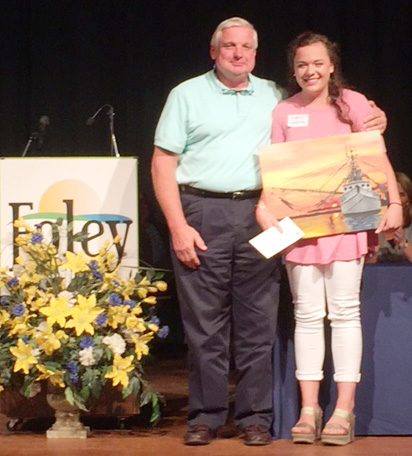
[1,357,411,455]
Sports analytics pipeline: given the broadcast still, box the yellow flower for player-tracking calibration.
[142,296,157,305]
[147,286,158,293]
[113,234,121,244]
[28,290,49,310]
[131,305,143,316]
[0,385,3,393]
[137,276,151,287]
[9,315,33,336]
[60,250,89,274]
[14,218,33,232]
[107,306,128,329]
[125,315,146,332]
[155,280,168,292]
[131,333,154,360]
[33,323,62,355]
[10,339,38,374]
[36,365,65,388]
[40,295,72,328]
[104,354,134,388]
[148,323,159,333]
[15,256,25,266]
[77,294,97,310]
[137,287,148,299]
[0,309,10,326]
[56,329,69,340]
[65,305,103,336]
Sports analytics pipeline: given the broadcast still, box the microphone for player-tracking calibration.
[21,115,50,157]
[36,115,50,150]
[86,104,120,158]
[86,104,114,126]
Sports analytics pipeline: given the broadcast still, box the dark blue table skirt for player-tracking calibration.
[272,263,412,439]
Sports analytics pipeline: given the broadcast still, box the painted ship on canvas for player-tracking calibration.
[261,139,388,239]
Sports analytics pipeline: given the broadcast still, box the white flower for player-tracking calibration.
[79,347,96,366]
[58,290,76,307]
[58,266,74,289]
[102,333,126,355]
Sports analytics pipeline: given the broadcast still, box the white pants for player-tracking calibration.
[286,258,364,383]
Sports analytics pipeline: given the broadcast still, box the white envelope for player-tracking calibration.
[249,217,304,259]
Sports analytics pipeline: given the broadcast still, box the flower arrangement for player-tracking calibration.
[0,219,168,422]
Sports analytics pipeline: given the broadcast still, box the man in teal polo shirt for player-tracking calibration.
[151,17,386,446]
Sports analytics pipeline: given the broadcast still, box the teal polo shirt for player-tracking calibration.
[154,70,283,192]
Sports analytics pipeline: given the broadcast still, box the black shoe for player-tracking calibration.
[244,424,272,446]
[184,425,215,445]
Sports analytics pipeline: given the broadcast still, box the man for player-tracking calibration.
[151,17,386,446]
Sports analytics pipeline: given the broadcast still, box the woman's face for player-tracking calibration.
[398,182,410,207]
[294,41,334,99]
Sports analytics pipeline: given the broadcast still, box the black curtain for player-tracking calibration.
[0,0,411,194]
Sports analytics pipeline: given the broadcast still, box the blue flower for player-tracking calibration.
[31,232,43,244]
[88,260,98,270]
[124,299,136,309]
[157,326,169,339]
[93,271,103,281]
[109,293,122,306]
[95,312,108,327]
[66,361,79,383]
[0,296,8,305]
[7,278,18,288]
[66,360,79,373]
[11,303,25,316]
[79,335,94,349]
[150,316,160,326]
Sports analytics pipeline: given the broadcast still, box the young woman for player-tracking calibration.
[256,32,402,446]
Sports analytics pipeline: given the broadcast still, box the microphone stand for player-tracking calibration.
[21,132,37,157]
[107,107,120,158]
[87,104,120,158]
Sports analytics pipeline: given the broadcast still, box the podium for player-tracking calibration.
[0,157,138,270]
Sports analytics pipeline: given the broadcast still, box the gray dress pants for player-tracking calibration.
[171,192,281,431]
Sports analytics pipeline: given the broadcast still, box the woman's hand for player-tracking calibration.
[255,201,283,232]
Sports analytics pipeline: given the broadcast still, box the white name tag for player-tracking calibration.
[287,114,309,127]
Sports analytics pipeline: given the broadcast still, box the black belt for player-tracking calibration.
[179,184,261,200]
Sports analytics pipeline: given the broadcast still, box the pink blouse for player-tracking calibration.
[271,89,377,265]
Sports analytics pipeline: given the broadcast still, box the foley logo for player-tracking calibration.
[10,179,134,264]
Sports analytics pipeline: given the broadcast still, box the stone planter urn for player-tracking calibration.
[46,386,89,439]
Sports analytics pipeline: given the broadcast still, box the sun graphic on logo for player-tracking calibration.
[38,179,101,216]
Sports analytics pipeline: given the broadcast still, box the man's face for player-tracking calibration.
[210,26,256,85]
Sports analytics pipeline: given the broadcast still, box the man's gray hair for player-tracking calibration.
[210,17,258,49]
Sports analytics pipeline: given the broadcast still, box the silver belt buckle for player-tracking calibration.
[232,191,244,200]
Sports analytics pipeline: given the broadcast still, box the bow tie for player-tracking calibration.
[221,88,253,96]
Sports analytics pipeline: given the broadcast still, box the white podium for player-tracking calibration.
[0,157,138,270]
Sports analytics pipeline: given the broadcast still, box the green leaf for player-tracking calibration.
[80,386,90,401]
[150,394,161,424]
[64,387,75,405]
[139,389,152,408]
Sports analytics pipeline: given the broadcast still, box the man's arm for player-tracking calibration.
[364,101,387,133]
[151,146,207,269]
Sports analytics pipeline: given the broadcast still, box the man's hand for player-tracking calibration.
[170,223,207,269]
[364,101,387,134]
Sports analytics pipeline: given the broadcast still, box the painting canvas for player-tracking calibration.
[259,130,388,239]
